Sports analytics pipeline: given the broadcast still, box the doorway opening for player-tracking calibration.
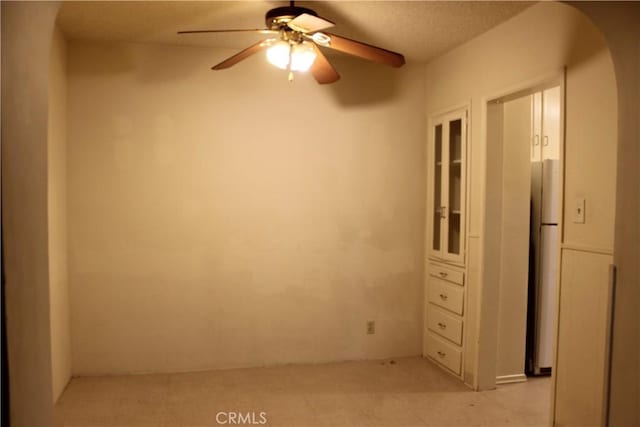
[524,87,562,378]
[485,80,564,386]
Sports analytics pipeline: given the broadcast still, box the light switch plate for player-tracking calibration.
[574,197,586,223]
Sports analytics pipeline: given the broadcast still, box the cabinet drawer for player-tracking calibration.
[427,305,463,345]
[428,278,464,315]
[429,263,464,286]
[426,332,462,375]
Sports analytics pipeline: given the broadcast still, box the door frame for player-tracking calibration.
[474,70,566,403]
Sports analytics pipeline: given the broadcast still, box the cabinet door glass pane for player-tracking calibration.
[448,119,462,255]
[432,124,442,251]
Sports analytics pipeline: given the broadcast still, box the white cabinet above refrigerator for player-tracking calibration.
[531,86,561,162]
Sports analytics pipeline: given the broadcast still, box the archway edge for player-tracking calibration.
[1,1,61,426]
[569,3,640,426]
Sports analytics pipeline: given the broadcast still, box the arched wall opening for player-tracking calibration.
[571,4,640,426]
[2,2,61,425]
[422,1,632,425]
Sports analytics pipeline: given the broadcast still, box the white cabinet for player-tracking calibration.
[428,109,467,264]
[426,261,465,377]
[428,279,464,315]
[426,333,462,375]
[426,107,468,380]
[531,87,561,161]
[427,307,463,345]
[532,92,543,161]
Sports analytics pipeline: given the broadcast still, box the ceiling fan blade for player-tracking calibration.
[212,39,273,70]
[287,13,334,33]
[178,29,277,35]
[310,43,340,84]
[318,33,405,68]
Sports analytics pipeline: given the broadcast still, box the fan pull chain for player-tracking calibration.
[287,43,294,82]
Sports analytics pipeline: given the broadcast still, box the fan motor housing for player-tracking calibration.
[265,6,317,29]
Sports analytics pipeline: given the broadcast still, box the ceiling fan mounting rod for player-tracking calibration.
[265,4,318,30]
[279,28,304,44]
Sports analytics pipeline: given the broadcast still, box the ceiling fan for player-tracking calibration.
[177,1,405,84]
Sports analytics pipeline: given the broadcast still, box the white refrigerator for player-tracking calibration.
[528,159,560,375]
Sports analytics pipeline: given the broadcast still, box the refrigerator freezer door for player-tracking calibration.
[531,161,543,229]
[535,225,559,369]
[541,159,560,224]
[530,160,543,287]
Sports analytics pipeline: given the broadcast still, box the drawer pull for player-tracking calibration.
[437,351,446,358]
[437,322,447,329]
[439,293,448,300]
[438,272,448,277]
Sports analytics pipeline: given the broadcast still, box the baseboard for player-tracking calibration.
[495,374,527,384]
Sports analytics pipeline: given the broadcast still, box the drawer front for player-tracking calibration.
[427,333,462,375]
[428,278,464,315]
[427,305,463,345]
[429,263,464,286]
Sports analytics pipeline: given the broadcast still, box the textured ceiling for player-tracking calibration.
[57,1,534,64]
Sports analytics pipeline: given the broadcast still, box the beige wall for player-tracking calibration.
[422,2,617,408]
[554,43,617,427]
[1,1,59,425]
[563,48,617,250]
[496,96,531,381]
[66,41,426,375]
[48,25,72,402]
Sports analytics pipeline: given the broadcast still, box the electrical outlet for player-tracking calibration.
[366,320,375,335]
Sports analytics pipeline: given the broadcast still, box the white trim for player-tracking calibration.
[475,70,566,393]
[496,374,528,385]
[547,69,567,427]
[428,100,472,119]
[602,264,616,427]
[561,243,613,256]
[484,69,565,105]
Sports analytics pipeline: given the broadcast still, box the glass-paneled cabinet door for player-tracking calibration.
[428,109,467,264]
[430,121,445,258]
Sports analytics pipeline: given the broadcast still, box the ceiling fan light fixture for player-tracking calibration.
[266,40,291,69]
[179,2,405,84]
[311,32,331,46]
[290,42,317,72]
[266,41,317,72]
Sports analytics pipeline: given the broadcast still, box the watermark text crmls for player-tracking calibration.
[216,411,267,425]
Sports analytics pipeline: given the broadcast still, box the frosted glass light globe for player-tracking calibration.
[266,41,317,72]
[266,41,291,70]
